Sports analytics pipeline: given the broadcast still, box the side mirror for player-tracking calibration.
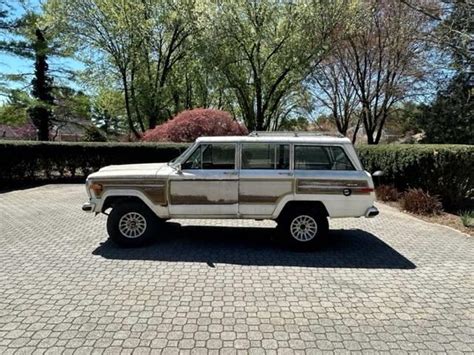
[174,163,182,173]
[372,170,384,177]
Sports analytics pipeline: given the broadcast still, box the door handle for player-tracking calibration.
[278,172,293,176]
[224,171,237,176]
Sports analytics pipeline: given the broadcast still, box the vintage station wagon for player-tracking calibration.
[83,134,379,248]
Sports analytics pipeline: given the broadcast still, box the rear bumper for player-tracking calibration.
[82,202,96,213]
[365,206,379,218]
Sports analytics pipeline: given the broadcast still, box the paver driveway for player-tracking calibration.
[0,184,473,354]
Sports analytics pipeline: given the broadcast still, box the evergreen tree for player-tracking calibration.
[417,73,473,144]
[28,28,55,140]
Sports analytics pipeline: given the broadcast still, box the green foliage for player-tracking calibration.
[91,88,126,135]
[83,126,107,142]
[401,188,443,215]
[278,117,310,132]
[417,73,473,144]
[45,0,197,135]
[357,144,474,209]
[53,87,92,132]
[0,90,31,125]
[459,210,474,228]
[0,141,188,182]
[200,0,347,131]
[385,102,422,136]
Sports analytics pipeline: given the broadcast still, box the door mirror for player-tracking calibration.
[174,163,182,173]
[372,170,384,177]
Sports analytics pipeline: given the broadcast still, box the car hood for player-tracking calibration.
[87,163,170,180]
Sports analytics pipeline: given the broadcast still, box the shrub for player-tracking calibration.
[0,141,188,184]
[84,126,107,142]
[142,108,248,142]
[460,210,474,228]
[400,188,443,215]
[357,144,474,210]
[375,184,399,202]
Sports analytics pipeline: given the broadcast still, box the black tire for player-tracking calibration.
[277,207,329,250]
[107,201,159,247]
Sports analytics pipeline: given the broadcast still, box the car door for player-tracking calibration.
[238,142,293,217]
[168,143,239,217]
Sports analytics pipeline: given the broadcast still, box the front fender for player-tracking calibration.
[100,189,169,218]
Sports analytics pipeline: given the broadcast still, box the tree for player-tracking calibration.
[199,0,346,131]
[49,86,91,140]
[417,73,473,144]
[28,27,55,140]
[400,0,473,67]
[0,89,30,125]
[310,44,360,142]
[0,5,79,141]
[45,0,197,136]
[91,88,126,136]
[131,1,196,129]
[336,0,433,144]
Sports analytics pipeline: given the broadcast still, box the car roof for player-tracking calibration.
[196,135,352,144]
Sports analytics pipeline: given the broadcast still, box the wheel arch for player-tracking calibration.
[275,200,329,221]
[102,195,146,212]
[100,189,161,215]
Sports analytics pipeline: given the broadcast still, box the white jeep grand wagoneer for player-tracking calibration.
[83,134,379,248]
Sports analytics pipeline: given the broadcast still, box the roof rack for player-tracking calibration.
[248,131,345,138]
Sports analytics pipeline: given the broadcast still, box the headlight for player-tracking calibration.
[89,182,104,198]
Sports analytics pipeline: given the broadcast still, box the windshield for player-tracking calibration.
[168,142,197,166]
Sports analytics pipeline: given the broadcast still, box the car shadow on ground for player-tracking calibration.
[93,223,416,269]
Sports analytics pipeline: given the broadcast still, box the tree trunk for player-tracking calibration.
[149,115,158,129]
[30,28,54,141]
[121,71,140,139]
[351,118,361,144]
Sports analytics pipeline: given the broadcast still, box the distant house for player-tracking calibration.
[50,119,91,141]
[0,123,37,140]
[0,120,91,141]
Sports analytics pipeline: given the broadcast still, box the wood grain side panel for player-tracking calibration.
[169,180,238,205]
[94,179,168,205]
[238,179,293,204]
[238,195,280,203]
[296,179,371,195]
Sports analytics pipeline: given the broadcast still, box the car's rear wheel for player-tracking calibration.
[107,201,159,247]
[277,208,328,250]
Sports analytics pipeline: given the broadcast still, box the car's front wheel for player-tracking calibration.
[277,208,328,250]
[107,201,159,247]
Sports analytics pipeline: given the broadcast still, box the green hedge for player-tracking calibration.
[0,141,188,182]
[1,141,472,209]
[357,144,474,209]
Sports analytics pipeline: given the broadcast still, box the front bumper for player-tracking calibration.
[82,202,96,213]
[365,206,379,218]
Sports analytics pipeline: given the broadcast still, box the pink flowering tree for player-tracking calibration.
[142,108,248,142]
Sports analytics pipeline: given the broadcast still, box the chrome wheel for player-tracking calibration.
[290,215,318,242]
[118,212,147,239]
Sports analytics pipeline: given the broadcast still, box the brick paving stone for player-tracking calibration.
[0,184,473,353]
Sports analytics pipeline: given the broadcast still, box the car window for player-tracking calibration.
[203,144,236,169]
[294,145,354,170]
[182,144,236,170]
[182,145,202,169]
[241,143,289,169]
[329,146,355,170]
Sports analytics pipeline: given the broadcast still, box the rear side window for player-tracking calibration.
[294,145,354,170]
[241,143,289,169]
